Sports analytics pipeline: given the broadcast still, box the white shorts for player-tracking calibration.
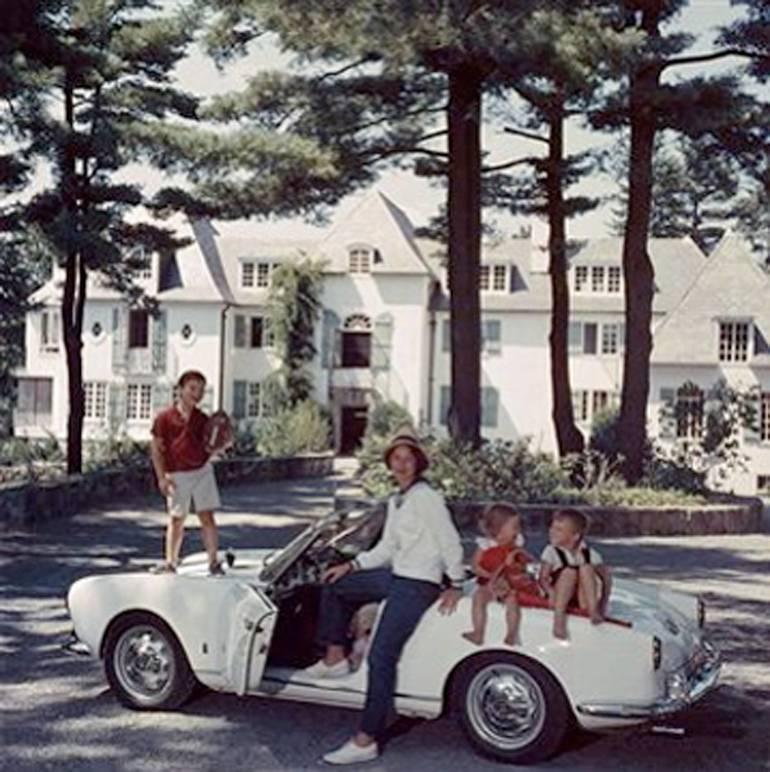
[167,462,221,519]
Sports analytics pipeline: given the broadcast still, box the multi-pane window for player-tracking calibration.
[349,248,372,273]
[235,315,274,349]
[719,321,750,362]
[439,385,498,428]
[256,262,272,288]
[40,309,60,352]
[574,265,589,293]
[84,382,107,420]
[247,382,261,418]
[761,392,770,442]
[492,265,507,291]
[572,389,616,424]
[572,390,590,423]
[607,266,621,293]
[240,261,276,288]
[480,264,508,292]
[126,383,152,421]
[241,262,255,288]
[675,384,703,439]
[591,266,605,293]
[128,309,149,349]
[601,323,623,355]
[15,377,53,427]
[482,319,502,354]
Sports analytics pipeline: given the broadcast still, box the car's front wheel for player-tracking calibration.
[455,652,571,764]
[103,612,197,710]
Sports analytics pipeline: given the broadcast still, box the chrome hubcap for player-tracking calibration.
[114,625,175,702]
[466,664,546,750]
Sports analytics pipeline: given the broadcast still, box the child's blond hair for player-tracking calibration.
[480,502,520,538]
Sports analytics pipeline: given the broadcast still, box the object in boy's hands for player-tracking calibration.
[348,602,379,671]
[204,410,234,455]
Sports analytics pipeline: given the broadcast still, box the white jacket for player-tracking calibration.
[355,481,464,586]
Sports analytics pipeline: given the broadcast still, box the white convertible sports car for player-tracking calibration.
[65,506,721,764]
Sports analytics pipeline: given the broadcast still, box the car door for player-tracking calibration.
[225,583,278,696]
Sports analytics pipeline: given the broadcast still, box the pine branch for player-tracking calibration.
[482,156,540,173]
[662,48,759,72]
[503,126,548,145]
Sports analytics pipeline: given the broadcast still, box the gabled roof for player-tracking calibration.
[29,215,230,306]
[652,234,770,364]
[430,236,706,314]
[318,190,434,275]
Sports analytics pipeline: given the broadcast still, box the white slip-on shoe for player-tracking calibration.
[322,739,379,765]
[301,659,350,679]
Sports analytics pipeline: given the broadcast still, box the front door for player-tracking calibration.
[340,406,368,455]
[226,583,277,695]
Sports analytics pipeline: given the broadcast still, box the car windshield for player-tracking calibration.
[258,503,386,584]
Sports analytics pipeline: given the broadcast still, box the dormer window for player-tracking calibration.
[480,264,508,293]
[718,320,751,362]
[573,264,622,294]
[240,260,277,289]
[348,246,372,274]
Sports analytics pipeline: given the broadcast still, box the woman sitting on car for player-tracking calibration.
[304,426,465,766]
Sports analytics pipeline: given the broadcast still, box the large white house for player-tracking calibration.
[14,190,770,493]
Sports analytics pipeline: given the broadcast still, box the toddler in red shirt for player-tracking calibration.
[462,503,538,646]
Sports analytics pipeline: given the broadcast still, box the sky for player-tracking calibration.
[124,1,757,243]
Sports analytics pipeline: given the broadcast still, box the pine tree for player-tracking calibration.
[198,0,542,449]
[489,6,634,457]
[594,0,763,483]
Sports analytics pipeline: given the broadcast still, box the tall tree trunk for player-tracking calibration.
[618,60,660,483]
[546,104,584,457]
[62,72,85,475]
[447,65,483,448]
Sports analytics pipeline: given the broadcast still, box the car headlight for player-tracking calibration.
[697,599,705,629]
[666,672,689,701]
[653,636,662,670]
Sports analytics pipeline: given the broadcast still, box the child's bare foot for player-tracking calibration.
[503,632,520,646]
[462,631,483,646]
[590,611,604,625]
[553,613,568,639]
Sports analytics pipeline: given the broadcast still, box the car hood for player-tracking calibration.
[610,577,701,670]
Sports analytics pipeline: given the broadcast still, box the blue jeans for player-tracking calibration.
[315,568,440,739]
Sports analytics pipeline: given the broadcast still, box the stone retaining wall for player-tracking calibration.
[449,498,763,537]
[0,454,334,531]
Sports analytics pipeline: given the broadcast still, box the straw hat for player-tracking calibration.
[383,425,429,471]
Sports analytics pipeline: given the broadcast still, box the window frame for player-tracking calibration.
[83,381,107,420]
[126,383,153,421]
[128,309,150,350]
[40,308,60,353]
[718,320,751,363]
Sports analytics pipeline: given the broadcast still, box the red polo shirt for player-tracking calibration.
[151,405,209,472]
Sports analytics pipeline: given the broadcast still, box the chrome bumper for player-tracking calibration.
[577,644,721,720]
[61,630,92,657]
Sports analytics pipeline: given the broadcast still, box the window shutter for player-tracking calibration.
[583,323,598,354]
[152,383,171,414]
[112,307,128,374]
[108,383,127,431]
[568,321,582,351]
[321,310,341,368]
[483,319,501,354]
[442,319,451,352]
[232,380,247,419]
[744,389,761,444]
[234,315,246,348]
[439,385,451,426]
[482,387,499,428]
[371,312,393,370]
[151,310,167,374]
[658,387,676,439]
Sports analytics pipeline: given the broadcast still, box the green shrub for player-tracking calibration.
[0,434,63,466]
[84,433,149,472]
[254,400,332,457]
[364,400,413,439]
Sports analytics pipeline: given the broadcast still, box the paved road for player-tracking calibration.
[2,474,769,772]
